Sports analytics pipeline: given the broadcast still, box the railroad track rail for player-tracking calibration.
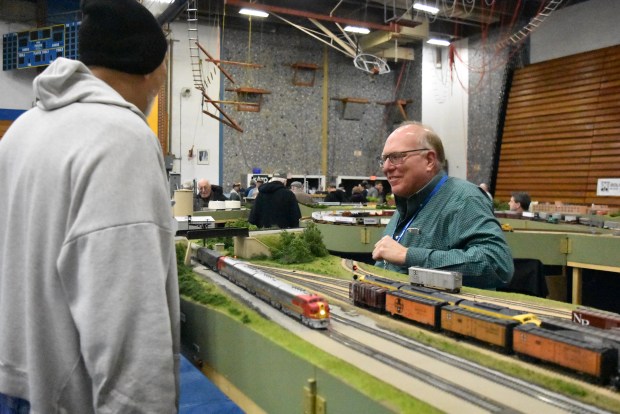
[330,313,614,414]
[197,257,618,413]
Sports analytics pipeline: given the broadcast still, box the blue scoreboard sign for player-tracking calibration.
[2,22,80,71]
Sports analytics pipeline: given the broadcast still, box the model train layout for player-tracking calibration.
[195,247,331,329]
[194,247,620,388]
[350,272,620,387]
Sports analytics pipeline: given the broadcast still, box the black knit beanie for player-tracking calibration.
[78,0,168,75]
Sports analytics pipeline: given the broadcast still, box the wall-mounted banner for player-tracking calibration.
[597,178,620,196]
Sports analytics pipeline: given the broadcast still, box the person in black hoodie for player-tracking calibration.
[249,172,301,228]
[194,178,227,210]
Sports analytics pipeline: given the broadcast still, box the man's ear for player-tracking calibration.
[425,150,438,171]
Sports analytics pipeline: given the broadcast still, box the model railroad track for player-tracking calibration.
[346,260,573,320]
[250,265,351,303]
[329,313,614,414]
[458,292,573,320]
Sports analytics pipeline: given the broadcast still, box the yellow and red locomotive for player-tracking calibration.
[196,248,330,329]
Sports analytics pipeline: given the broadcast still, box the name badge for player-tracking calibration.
[407,227,421,235]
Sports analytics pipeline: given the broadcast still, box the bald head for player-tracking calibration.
[382,122,446,197]
[197,179,212,198]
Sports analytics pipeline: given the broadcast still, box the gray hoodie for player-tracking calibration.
[0,58,180,413]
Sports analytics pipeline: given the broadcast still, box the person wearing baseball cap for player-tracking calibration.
[0,1,179,412]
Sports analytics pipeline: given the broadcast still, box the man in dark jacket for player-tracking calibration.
[249,172,301,228]
[194,178,227,210]
[323,183,347,203]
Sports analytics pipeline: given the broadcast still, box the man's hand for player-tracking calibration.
[372,235,407,265]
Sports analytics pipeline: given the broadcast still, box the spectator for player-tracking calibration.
[509,191,531,214]
[194,178,227,210]
[367,181,385,202]
[366,181,379,198]
[323,183,347,203]
[349,185,367,203]
[249,172,301,228]
[360,180,370,197]
[371,121,514,289]
[245,179,256,197]
[228,182,242,201]
[0,0,180,412]
[290,181,313,204]
[247,177,265,198]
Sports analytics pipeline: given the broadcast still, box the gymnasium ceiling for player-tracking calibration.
[194,0,592,60]
[3,0,593,60]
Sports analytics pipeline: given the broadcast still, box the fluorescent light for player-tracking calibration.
[413,2,439,14]
[239,8,269,18]
[427,38,450,47]
[344,25,370,34]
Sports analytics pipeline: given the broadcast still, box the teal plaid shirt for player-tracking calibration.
[377,171,514,289]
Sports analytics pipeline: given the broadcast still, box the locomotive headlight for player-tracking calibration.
[319,309,326,316]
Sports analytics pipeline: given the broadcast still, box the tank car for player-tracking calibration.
[408,266,463,293]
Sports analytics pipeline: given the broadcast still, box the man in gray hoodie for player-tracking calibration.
[0,0,180,412]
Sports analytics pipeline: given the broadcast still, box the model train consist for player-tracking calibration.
[196,248,330,329]
[350,273,620,386]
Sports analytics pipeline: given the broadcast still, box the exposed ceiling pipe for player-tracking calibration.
[269,13,355,57]
[225,0,405,33]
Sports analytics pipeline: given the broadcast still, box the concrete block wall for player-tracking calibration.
[220,26,422,188]
[466,30,527,192]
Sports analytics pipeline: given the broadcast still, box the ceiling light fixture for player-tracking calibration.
[427,38,451,47]
[239,8,269,18]
[344,26,371,35]
[413,2,440,15]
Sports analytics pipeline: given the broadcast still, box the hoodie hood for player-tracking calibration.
[33,57,145,121]
[258,181,286,194]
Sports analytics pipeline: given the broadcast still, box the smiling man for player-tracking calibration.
[371,122,514,289]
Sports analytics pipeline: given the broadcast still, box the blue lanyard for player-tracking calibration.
[392,175,448,242]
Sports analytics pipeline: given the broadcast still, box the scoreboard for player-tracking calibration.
[2,22,80,71]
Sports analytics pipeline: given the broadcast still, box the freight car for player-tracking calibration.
[349,273,620,385]
[195,248,330,329]
[516,316,620,386]
[408,266,463,293]
[572,307,620,331]
[350,274,540,338]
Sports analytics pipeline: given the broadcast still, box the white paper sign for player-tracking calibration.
[597,178,620,196]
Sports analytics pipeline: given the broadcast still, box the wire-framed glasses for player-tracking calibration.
[378,148,429,167]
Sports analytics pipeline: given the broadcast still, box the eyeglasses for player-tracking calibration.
[378,148,429,167]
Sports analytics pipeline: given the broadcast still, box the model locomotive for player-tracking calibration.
[195,247,330,329]
[350,273,620,386]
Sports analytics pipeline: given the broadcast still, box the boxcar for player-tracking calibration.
[408,266,463,293]
[572,307,620,330]
[513,324,618,382]
[441,305,519,349]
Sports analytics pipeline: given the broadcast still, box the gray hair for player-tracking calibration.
[394,121,446,172]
